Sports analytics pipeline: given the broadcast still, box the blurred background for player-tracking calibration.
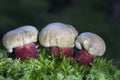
[0,0,120,67]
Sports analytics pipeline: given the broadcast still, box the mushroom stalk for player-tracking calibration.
[50,46,74,57]
[50,46,59,56]
[14,42,39,60]
[74,49,93,65]
[60,47,74,57]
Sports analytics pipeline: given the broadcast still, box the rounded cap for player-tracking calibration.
[2,25,39,53]
[75,32,106,56]
[39,22,78,48]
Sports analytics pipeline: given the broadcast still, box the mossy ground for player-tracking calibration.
[0,48,120,80]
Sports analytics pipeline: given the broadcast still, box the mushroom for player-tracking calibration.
[74,32,106,65]
[2,25,39,60]
[39,22,78,57]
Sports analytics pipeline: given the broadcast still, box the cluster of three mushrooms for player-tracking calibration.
[2,22,106,66]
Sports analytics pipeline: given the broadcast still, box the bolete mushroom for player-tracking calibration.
[74,32,106,65]
[39,22,78,57]
[2,25,39,60]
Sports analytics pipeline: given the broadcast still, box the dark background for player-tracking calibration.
[0,0,120,67]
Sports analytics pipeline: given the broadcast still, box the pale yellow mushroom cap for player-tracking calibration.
[2,25,39,53]
[39,22,78,48]
[75,32,106,56]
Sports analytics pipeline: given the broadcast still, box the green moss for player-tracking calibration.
[0,49,120,80]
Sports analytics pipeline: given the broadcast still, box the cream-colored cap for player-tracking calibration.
[39,22,78,48]
[75,32,106,56]
[2,25,38,53]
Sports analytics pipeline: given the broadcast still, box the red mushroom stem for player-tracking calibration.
[74,49,93,66]
[50,46,59,56]
[13,42,39,60]
[60,48,74,57]
[50,47,74,57]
